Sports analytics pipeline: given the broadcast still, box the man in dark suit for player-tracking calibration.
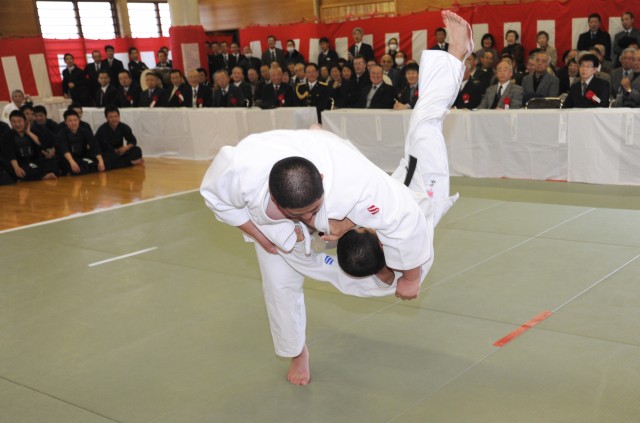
[294,63,331,121]
[610,48,635,95]
[217,42,236,73]
[347,55,371,107]
[474,50,494,94]
[86,50,105,101]
[102,45,125,87]
[453,59,484,109]
[212,69,245,107]
[183,70,213,108]
[156,50,172,69]
[165,69,188,107]
[577,13,612,61]
[348,27,374,63]
[247,68,263,107]
[613,12,640,66]
[229,42,244,72]
[95,71,118,108]
[138,72,167,108]
[240,46,262,76]
[357,65,395,109]
[127,47,149,87]
[115,70,141,108]
[614,50,640,107]
[380,54,400,86]
[62,53,91,107]
[231,66,253,106]
[317,37,339,68]
[563,54,611,108]
[521,51,560,103]
[260,67,294,109]
[261,35,286,68]
[394,63,420,109]
[429,27,449,52]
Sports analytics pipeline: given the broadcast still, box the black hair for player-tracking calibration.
[319,37,330,44]
[104,105,119,118]
[19,104,34,113]
[337,229,386,277]
[579,53,600,68]
[63,110,80,120]
[306,63,318,71]
[128,47,138,54]
[505,29,519,41]
[64,53,74,60]
[435,27,446,35]
[9,110,26,121]
[405,62,419,73]
[68,102,82,111]
[588,13,601,22]
[537,30,549,39]
[170,69,184,77]
[104,45,115,51]
[268,157,323,209]
[33,105,47,115]
[118,69,132,78]
[196,67,208,76]
[481,33,496,47]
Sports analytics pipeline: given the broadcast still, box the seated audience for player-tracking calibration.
[563,53,611,108]
[62,53,91,106]
[56,109,105,175]
[356,65,395,109]
[319,65,330,83]
[475,33,499,67]
[183,69,213,108]
[231,66,253,106]
[429,27,449,51]
[536,31,557,68]
[453,57,484,109]
[318,37,339,68]
[212,69,245,107]
[2,90,31,124]
[20,104,56,153]
[127,47,149,86]
[138,72,167,108]
[380,54,399,86]
[95,105,143,169]
[477,50,496,88]
[611,48,637,95]
[197,68,211,87]
[394,62,420,110]
[260,67,294,109]
[291,63,306,86]
[59,104,93,133]
[281,69,292,85]
[590,45,613,74]
[478,60,524,109]
[347,55,371,107]
[614,49,640,107]
[522,51,560,103]
[558,59,579,94]
[115,70,141,108]
[294,63,331,122]
[394,51,408,86]
[260,64,271,84]
[95,71,117,108]
[1,110,58,182]
[247,68,263,107]
[33,105,60,135]
[166,69,188,107]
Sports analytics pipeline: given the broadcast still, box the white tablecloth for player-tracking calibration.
[79,107,318,160]
[322,109,640,186]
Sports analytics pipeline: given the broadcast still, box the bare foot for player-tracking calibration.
[42,172,57,181]
[441,10,474,62]
[287,344,310,385]
[131,158,145,165]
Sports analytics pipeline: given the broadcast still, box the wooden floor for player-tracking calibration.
[0,158,212,231]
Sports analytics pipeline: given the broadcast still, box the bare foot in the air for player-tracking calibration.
[441,10,474,62]
[287,344,310,385]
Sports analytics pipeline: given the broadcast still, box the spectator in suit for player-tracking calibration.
[196,68,211,87]
[240,46,262,75]
[349,27,374,63]
[183,70,213,108]
[393,62,419,109]
[477,50,496,89]
[591,44,614,74]
[453,57,484,109]
[522,51,560,103]
[294,63,331,121]
[212,69,245,107]
[281,69,292,85]
[502,30,525,72]
[231,66,253,106]
[328,64,351,109]
[261,35,286,68]
[156,49,172,69]
[260,67,294,109]
[284,40,305,67]
[260,64,271,84]
[478,60,524,109]
[347,55,371,107]
[291,63,306,86]
[95,105,144,169]
[536,31,557,68]
[165,69,187,107]
[564,54,611,108]
[127,47,149,87]
[319,65,330,83]
[577,13,612,61]
[614,49,640,107]
[559,58,579,94]
[138,72,167,108]
[116,70,141,108]
[357,65,395,109]
[102,45,125,87]
[95,71,117,108]
[317,37,339,68]
[611,48,636,96]
[86,50,104,100]
[247,68,263,107]
[380,54,399,86]
[62,53,91,107]
[429,27,449,52]
[230,42,244,70]
[475,33,499,68]
[217,42,235,73]
[613,12,640,66]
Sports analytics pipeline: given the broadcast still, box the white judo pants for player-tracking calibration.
[257,50,464,358]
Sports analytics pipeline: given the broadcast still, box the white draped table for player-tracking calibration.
[79,107,318,160]
[322,108,640,186]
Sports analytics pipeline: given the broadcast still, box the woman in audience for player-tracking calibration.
[386,37,400,62]
[502,30,525,72]
[331,64,354,109]
[281,69,292,85]
[475,33,499,68]
[559,58,579,94]
[537,31,557,68]
[56,110,105,175]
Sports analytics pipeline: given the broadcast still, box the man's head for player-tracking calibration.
[286,39,296,53]
[633,49,640,73]
[157,50,168,64]
[534,51,549,74]
[145,72,160,89]
[11,89,25,106]
[104,45,115,59]
[620,48,635,70]
[337,228,385,277]
[248,68,259,83]
[19,104,35,123]
[369,65,383,85]
[578,53,599,82]
[92,50,102,63]
[187,69,200,87]
[64,53,74,67]
[33,105,48,125]
[214,69,230,88]
[267,35,277,49]
[98,71,111,87]
[269,157,324,220]
[366,60,377,71]
[197,68,209,84]
[170,69,184,87]
[63,109,81,132]
[129,47,139,61]
[405,63,419,86]
[220,42,229,54]
[211,42,221,55]
[527,56,536,74]
[588,13,601,32]
[622,12,634,31]
[270,67,283,85]
[496,60,513,83]
[119,70,133,87]
[353,56,366,76]
[243,46,253,57]
[68,103,83,118]
[230,42,240,55]
[352,27,364,43]
[481,50,494,69]
[435,27,447,44]
[9,110,27,133]
[295,63,305,79]
[319,37,330,52]
[231,66,244,83]
[380,54,393,72]
[104,105,120,127]
[305,63,319,83]
[590,44,605,62]
[260,64,271,80]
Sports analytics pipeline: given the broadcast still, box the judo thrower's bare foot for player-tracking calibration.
[287,344,311,386]
[441,10,474,62]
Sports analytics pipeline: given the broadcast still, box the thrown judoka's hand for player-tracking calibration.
[320,218,356,242]
[294,225,304,242]
[395,276,420,300]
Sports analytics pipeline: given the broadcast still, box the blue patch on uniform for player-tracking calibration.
[324,256,334,265]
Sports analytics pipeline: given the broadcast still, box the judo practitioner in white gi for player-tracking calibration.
[200,10,473,385]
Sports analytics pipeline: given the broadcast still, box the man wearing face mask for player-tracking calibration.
[239,46,262,77]
[284,40,305,67]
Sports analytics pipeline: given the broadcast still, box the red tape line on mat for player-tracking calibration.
[493,310,553,347]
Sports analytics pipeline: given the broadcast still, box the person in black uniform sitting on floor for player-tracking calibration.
[33,106,61,135]
[95,105,144,169]
[58,103,93,134]
[1,110,58,181]
[56,109,105,175]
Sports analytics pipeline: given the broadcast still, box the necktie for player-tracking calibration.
[410,86,415,99]
[582,82,587,96]
[591,32,596,40]
[96,63,99,72]
[366,85,377,108]
[193,88,197,106]
[149,89,153,99]
[624,70,629,79]
[355,45,359,56]
[222,89,227,96]
[271,51,276,62]
[491,85,502,109]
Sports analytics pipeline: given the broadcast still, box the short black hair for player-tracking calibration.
[588,13,601,22]
[104,105,119,118]
[269,157,323,209]
[579,53,600,68]
[64,53,73,60]
[319,37,330,44]
[105,44,115,51]
[306,63,318,71]
[63,110,79,120]
[170,69,184,77]
[196,67,208,76]
[119,69,132,78]
[405,62,419,73]
[9,110,26,121]
[505,29,519,41]
[481,33,495,46]
[435,27,446,35]
[337,229,386,277]
[19,104,34,113]
[33,105,47,115]
[68,103,82,111]
[128,47,138,54]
